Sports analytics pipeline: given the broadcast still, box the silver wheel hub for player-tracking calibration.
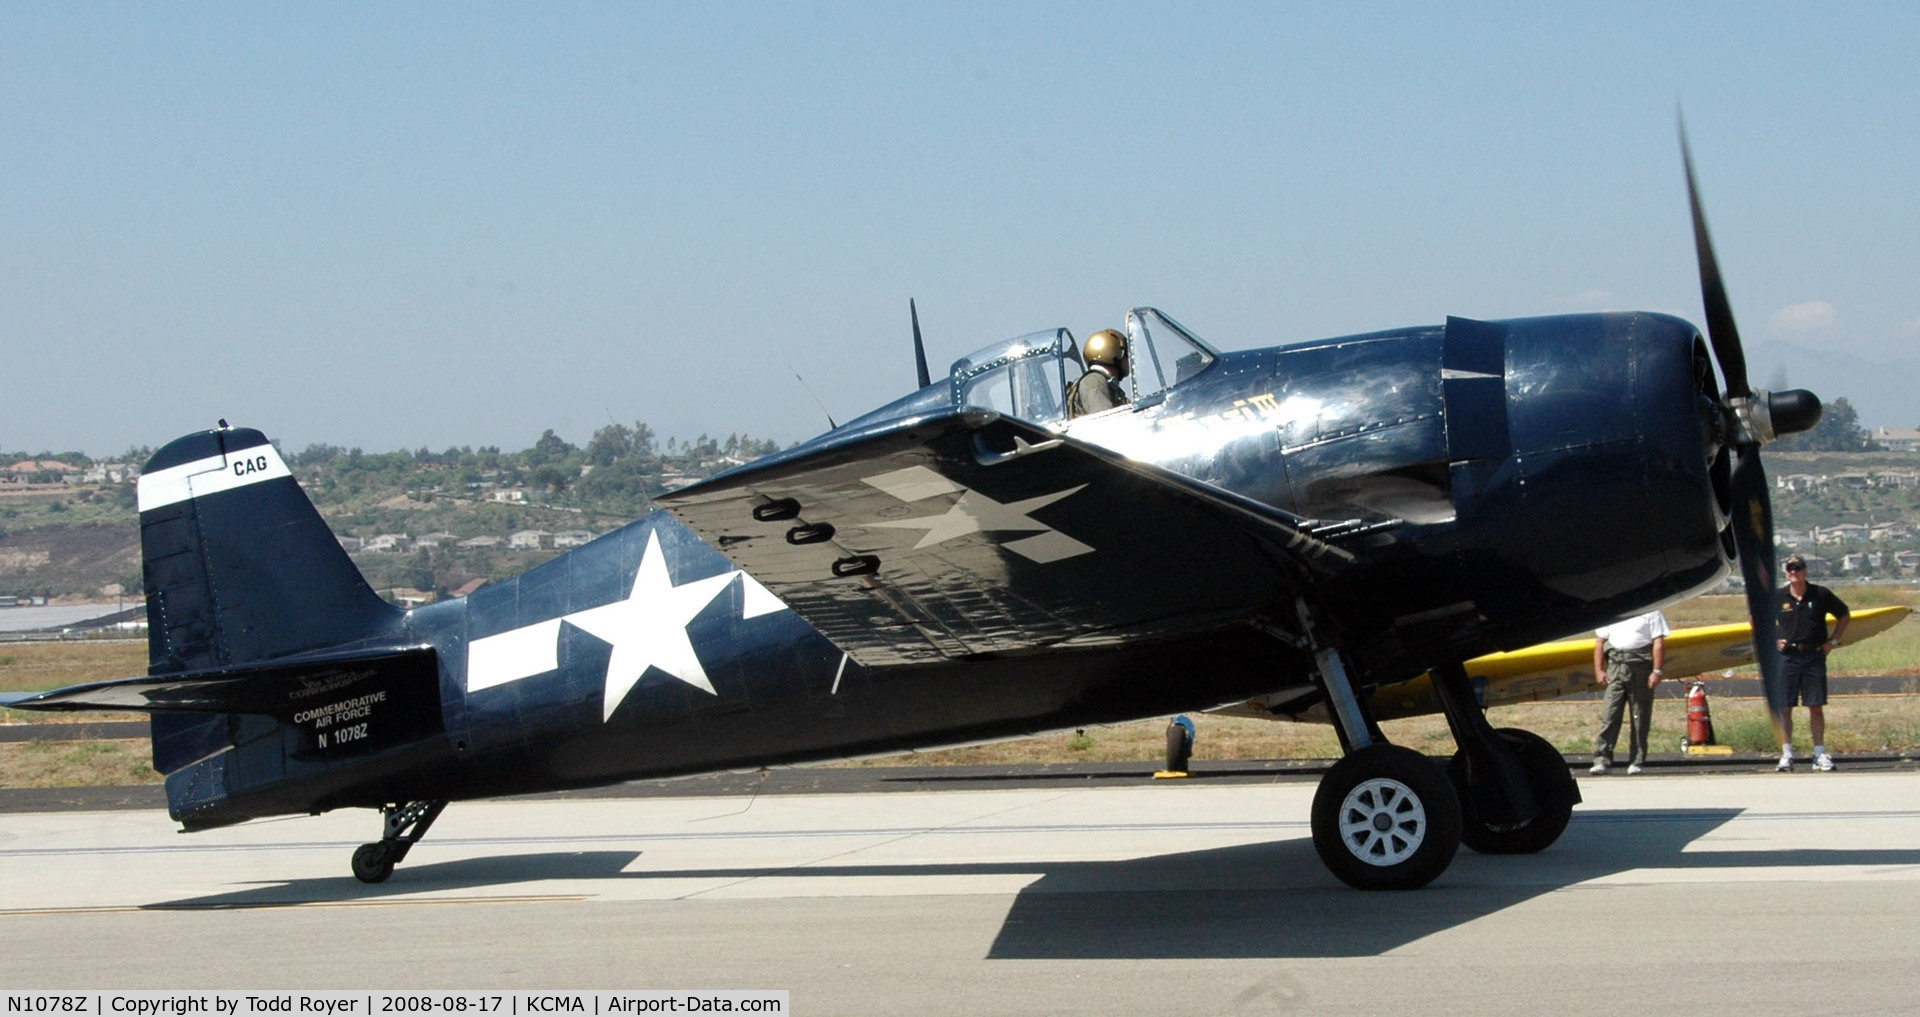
[1338,777,1427,866]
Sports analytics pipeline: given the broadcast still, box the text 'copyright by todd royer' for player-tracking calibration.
[5,994,787,1017]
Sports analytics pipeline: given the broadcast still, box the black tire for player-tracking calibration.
[1311,743,1462,890]
[1165,720,1193,772]
[351,842,396,884]
[1447,727,1577,855]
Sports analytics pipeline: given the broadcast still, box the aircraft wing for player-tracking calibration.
[661,410,1350,666]
[1220,605,1909,723]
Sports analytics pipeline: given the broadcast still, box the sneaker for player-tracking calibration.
[1815,753,1836,771]
[1589,758,1611,775]
[1777,754,1795,773]
[1627,763,1644,775]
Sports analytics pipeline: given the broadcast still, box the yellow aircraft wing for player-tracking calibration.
[1219,605,1909,724]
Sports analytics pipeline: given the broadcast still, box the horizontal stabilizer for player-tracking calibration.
[9,644,437,717]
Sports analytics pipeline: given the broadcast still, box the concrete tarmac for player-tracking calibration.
[7,773,1920,1015]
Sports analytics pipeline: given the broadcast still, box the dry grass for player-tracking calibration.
[0,739,161,787]
[1,640,159,788]
[0,638,146,688]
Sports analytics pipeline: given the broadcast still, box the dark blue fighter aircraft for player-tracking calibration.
[16,139,1821,890]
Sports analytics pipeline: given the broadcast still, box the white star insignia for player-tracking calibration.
[872,485,1087,548]
[464,528,792,720]
[566,530,739,719]
[861,465,1095,562]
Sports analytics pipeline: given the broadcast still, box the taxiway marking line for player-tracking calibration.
[0,894,588,917]
[7,807,1918,860]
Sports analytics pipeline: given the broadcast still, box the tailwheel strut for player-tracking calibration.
[351,799,448,884]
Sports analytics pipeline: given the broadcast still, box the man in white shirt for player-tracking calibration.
[1590,610,1671,775]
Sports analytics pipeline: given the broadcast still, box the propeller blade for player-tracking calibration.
[1681,119,1788,740]
[911,298,932,389]
[1728,443,1788,740]
[1680,120,1750,399]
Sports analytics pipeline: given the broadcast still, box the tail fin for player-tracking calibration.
[137,425,402,674]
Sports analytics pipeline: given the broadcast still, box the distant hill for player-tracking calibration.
[1751,340,1920,431]
[8,431,1919,602]
[0,522,141,601]
[0,423,780,602]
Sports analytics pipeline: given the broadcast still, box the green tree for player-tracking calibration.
[531,465,571,496]
[586,423,634,466]
[528,429,576,466]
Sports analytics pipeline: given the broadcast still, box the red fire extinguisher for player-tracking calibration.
[1686,681,1716,747]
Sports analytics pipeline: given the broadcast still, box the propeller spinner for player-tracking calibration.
[1681,124,1823,743]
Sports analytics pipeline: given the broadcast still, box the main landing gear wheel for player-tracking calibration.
[1447,727,1577,855]
[1311,744,1462,891]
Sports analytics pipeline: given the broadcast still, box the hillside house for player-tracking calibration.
[1870,521,1913,542]
[1812,523,1868,545]
[457,536,501,549]
[2,460,79,484]
[384,587,436,607]
[508,530,551,550]
[80,464,136,484]
[1872,426,1920,451]
[1776,474,1825,493]
[1841,551,1888,572]
[553,530,594,548]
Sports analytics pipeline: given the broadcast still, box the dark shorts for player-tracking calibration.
[1782,650,1829,708]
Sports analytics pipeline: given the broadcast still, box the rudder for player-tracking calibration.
[138,425,403,674]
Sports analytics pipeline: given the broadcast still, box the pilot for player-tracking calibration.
[1068,329,1130,418]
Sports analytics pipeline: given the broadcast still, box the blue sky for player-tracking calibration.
[5,3,1917,455]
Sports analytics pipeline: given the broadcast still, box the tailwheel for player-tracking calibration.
[349,799,448,884]
[1447,728,1579,855]
[1311,744,1462,890]
[351,842,398,884]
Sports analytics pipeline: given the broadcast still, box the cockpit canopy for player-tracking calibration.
[950,328,1082,424]
[834,307,1218,434]
[952,308,1218,426]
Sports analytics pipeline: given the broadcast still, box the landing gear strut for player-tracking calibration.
[351,800,448,884]
[1430,661,1579,855]
[1299,602,1462,890]
[1447,728,1578,854]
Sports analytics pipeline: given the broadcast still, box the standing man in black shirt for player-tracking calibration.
[1773,554,1851,772]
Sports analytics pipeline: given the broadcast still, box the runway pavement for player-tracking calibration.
[8,772,1920,1015]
